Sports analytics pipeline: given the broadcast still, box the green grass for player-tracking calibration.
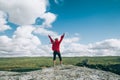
[0,57,53,72]
[0,56,120,74]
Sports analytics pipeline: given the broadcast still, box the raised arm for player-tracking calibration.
[59,33,65,43]
[48,35,54,44]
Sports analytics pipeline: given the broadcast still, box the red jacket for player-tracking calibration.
[48,34,65,52]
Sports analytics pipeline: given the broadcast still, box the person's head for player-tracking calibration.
[55,38,58,42]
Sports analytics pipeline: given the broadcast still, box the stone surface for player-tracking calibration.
[0,65,120,80]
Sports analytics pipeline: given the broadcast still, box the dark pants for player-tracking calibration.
[53,51,62,61]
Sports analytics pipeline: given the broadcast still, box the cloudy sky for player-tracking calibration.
[0,0,120,57]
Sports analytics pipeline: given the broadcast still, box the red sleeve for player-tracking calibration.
[59,33,65,43]
[48,35,54,44]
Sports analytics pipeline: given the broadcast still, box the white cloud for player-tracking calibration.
[63,37,80,44]
[0,0,56,26]
[61,37,91,56]
[41,12,57,27]
[0,0,57,57]
[90,39,120,49]
[0,24,62,57]
[59,38,120,57]
[88,39,120,56]
[0,36,12,44]
[0,36,13,55]
[0,11,11,32]
[34,27,58,37]
[74,33,80,36]
[12,26,41,55]
[13,25,35,38]
[0,0,120,57]
[1,27,120,57]
[54,0,64,5]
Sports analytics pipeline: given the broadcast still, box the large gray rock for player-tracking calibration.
[0,65,120,80]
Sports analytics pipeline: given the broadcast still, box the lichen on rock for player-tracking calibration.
[0,65,120,80]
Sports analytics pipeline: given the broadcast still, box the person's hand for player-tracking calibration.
[48,35,50,37]
[61,33,65,38]
[62,33,65,36]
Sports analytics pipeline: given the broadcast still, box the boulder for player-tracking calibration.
[0,65,120,80]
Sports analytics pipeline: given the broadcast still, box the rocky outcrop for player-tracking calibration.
[0,65,120,80]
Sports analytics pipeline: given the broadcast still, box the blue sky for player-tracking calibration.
[0,0,120,57]
[1,0,120,44]
[49,0,120,44]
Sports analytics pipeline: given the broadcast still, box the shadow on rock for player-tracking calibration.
[76,60,120,75]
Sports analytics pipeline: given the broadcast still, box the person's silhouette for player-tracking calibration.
[48,33,65,66]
